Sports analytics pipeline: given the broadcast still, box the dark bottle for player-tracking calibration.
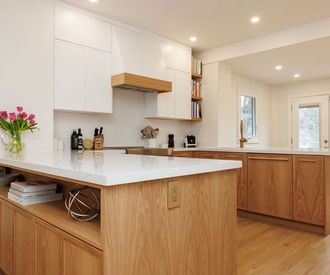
[77,128,83,151]
[168,134,175,148]
[71,130,78,150]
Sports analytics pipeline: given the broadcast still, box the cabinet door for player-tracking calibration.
[224,152,247,210]
[14,209,35,275]
[247,154,293,219]
[55,5,111,52]
[63,237,102,275]
[84,48,112,113]
[174,70,191,120]
[172,151,195,158]
[35,220,63,275]
[293,156,325,225]
[55,40,85,112]
[194,151,224,159]
[0,201,14,275]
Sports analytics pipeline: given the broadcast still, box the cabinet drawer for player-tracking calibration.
[194,151,223,159]
[172,151,194,158]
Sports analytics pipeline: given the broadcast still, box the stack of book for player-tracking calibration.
[191,57,202,76]
[191,102,202,119]
[8,182,63,205]
[192,80,202,97]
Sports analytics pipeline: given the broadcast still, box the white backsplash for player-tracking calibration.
[54,88,192,149]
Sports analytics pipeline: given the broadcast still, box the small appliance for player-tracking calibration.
[184,135,197,148]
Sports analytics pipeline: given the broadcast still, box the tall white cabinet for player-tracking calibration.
[54,5,113,114]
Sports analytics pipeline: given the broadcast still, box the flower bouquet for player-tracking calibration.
[0,106,38,153]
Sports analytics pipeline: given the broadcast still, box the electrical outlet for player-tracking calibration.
[168,180,181,209]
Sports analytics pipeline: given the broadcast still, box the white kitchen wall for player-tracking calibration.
[0,0,53,152]
[271,77,330,147]
[54,88,192,148]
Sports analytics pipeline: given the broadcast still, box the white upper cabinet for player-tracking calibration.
[161,43,191,73]
[55,5,112,52]
[145,68,191,120]
[55,40,112,114]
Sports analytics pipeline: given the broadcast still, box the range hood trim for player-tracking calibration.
[111,73,172,93]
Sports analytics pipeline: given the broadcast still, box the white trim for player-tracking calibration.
[237,88,260,144]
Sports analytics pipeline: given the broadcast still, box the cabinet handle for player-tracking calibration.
[248,157,290,161]
[298,159,317,163]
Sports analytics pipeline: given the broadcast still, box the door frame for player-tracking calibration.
[288,93,330,149]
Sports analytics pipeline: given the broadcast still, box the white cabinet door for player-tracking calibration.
[145,68,191,119]
[55,40,85,111]
[174,71,191,119]
[85,49,112,113]
[162,43,191,73]
[55,5,112,52]
[55,40,112,114]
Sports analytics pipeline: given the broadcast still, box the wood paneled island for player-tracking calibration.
[0,151,241,275]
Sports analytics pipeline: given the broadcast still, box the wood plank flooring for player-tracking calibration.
[238,217,330,275]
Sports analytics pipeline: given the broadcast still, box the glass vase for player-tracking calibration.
[0,131,24,153]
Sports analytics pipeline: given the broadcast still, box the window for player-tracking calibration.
[298,105,320,149]
[240,94,257,138]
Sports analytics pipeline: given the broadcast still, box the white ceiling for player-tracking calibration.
[226,37,330,85]
[64,0,330,51]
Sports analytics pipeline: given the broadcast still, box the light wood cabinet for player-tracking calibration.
[172,151,195,158]
[247,154,293,219]
[0,200,14,275]
[293,156,325,225]
[63,237,103,275]
[35,221,63,275]
[14,209,35,275]
[224,152,247,210]
[194,151,224,159]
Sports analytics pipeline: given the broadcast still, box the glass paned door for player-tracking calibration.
[292,95,329,149]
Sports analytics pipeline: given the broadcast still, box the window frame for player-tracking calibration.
[237,89,260,144]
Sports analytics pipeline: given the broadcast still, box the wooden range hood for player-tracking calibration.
[111,73,172,93]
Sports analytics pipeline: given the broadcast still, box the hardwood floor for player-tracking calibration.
[238,217,330,274]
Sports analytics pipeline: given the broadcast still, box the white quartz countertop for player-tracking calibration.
[175,146,330,156]
[0,150,242,186]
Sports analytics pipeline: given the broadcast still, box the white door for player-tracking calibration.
[291,95,329,149]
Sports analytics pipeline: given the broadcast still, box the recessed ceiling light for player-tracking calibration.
[250,16,260,24]
[294,73,301,78]
[275,65,283,71]
[88,0,98,3]
[190,36,197,42]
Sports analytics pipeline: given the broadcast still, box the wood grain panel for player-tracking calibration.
[63,237,103,275]
[14,209,35,275]
[193,151,224,159]
[247,154,293,219]
[325,157,330,235]
[0,200,14,275]
[112,73,172,93]
[172,151,195,158]
[293,155,325,225]
[224,152,248,210]
[35,220,63,275]
[101,171,237,275]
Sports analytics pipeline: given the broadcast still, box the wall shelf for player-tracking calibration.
[192,96,203,101]
[192,73,203,79]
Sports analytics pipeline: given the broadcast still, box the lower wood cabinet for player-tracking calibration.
[293,155,325,225]
[0,201,14,275]
[0,199,103,275]
[224,152,247,210]
[172,151,194,158]
[14,209,35,275]
[247,154,293,219]
[194,151,224,159]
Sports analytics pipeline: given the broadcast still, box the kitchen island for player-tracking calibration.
[0,151,241,275]
[173,146,330,236]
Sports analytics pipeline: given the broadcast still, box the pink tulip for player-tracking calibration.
[29,120,36,125]
[9,112,16,121]
[16,106,23,113]
[20,112,27,119]
[0,111,8,119]
[27,114,35,121]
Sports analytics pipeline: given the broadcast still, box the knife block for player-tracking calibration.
[93,134,104,150]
